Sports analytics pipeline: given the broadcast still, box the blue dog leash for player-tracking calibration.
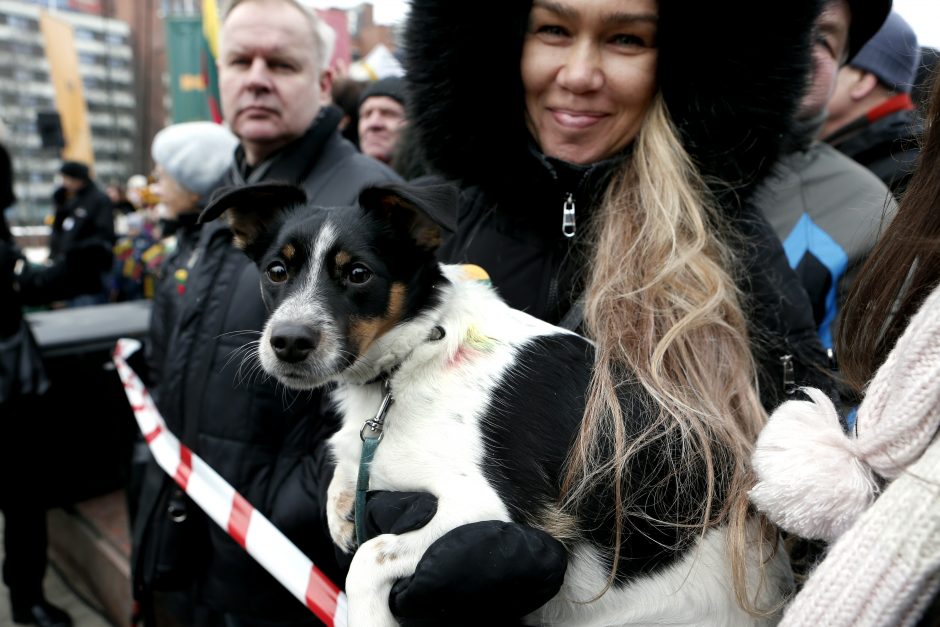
[352,324,447,546]
[355,376,394,546]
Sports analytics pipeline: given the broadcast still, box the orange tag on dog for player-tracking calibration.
[457,264,491,284]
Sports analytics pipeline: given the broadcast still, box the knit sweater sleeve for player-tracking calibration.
[779,283,940,626]
[779,434,940,627]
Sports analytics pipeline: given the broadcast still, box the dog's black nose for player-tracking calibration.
[270,323,320,363]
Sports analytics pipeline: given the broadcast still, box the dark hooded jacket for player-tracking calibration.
[404,0,830,412]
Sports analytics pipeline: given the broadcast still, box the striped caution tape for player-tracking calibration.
[113,338,347,627]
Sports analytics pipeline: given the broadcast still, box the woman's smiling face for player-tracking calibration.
[522,0,659,165]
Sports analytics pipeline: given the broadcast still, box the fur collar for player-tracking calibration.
[403,0,823,215]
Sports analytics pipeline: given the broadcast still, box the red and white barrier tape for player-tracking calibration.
[113,338,347,627]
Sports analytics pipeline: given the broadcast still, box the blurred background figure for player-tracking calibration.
[106,182,136,217]
[332,77,367,147]
[755,0,894,352]
[124,175,153,213]
[821,11,923,195]
[109,212,157,303]
[357,76,407,164]
[1,140,72,627]
[48,161,115,307]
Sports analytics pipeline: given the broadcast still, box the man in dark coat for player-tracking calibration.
[821,11,923,195]
[132,1,400,625]
[47,160,115,305]
[1,145,72,627]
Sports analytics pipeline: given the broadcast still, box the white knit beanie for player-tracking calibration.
[151,122,238,203]
[750,284,940,542]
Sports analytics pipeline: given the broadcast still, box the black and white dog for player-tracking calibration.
[200,183,788,626]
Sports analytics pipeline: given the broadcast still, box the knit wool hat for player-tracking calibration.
[358,77,407,110]
[151,122,238,203]
[846,0,893,62]
[60,160,90,181]
[850,11,920,93]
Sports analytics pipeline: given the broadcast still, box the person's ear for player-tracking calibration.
[319,68,335,105]
[850,71,880,101]
[199,183,307,260]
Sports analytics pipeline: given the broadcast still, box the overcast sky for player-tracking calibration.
[310,0,940,50]
[894,0,940,49]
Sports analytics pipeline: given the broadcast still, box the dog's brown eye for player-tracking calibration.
[348,263,373,285]
[266,262,288,283]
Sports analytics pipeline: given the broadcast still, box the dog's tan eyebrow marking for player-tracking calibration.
[334,250,351,267]
[349,282,407,357]
[281,243,296,260]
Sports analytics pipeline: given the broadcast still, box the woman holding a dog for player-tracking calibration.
[375,0,889,624]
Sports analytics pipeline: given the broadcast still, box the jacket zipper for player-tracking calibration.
[562,192,576,238]
[548,191,576,310]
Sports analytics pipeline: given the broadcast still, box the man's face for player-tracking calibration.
[357,96,407,163]
[799,0,852,119]
[60,175,85,193]
[219,0,329,164]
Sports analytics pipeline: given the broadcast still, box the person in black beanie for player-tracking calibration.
[357,77,408,164]
[0,142,72,627]
[48,160,115,306]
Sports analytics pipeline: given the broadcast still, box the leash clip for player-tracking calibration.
[360,378,394,441]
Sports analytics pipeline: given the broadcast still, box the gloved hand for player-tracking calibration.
[359,491,568,627]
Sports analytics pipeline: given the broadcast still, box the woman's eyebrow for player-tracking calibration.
[603,12,657,27]
[532,0,657,26]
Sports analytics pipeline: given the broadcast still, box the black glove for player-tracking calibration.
[334,491,437,573]
[360,491,568,626]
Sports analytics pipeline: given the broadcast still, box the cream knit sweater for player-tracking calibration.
[750,283,940,626]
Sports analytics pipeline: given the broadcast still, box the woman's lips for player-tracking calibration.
[549,108,608,129]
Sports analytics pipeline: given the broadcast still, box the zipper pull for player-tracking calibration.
[562,193,576,238]
[780,354,797,396]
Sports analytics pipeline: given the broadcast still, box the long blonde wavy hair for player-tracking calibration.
[560,93,774,611]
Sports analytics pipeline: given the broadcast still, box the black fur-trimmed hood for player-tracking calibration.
[403,0,823,214]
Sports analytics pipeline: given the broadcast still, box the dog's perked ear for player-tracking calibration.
[198,183,307,257]
[359,183,457,252]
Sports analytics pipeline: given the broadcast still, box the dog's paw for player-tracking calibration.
[327,487,357,554]
[346,538,403,627]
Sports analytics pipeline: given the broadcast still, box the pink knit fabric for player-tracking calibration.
[778,283,940,626]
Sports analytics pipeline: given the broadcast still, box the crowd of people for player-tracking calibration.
[1,0,939,625]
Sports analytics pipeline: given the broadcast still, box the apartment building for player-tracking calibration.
[0,0,135,224]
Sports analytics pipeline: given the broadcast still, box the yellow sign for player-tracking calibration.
[179,73,207,92]
[39,11,94,167]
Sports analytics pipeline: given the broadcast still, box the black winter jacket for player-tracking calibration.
[146,213,201,402]
[134,112,400,623]
[49,182,114,261]
[825,99,922,196]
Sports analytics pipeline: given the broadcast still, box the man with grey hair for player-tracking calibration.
[132,1,401,625]
[218,0,393,195]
